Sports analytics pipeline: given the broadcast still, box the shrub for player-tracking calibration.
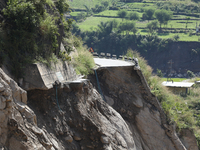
[143,8,155,21]
[128,12,140,20]
[117,9,127,21]
[146,20,158,35]
[55,0,69,15]
[189,30,193,36]
[173,35,180,41]
[72,46,95,76]
[187,70,195,78]
[157,69,163,77]
[1,0,72,78]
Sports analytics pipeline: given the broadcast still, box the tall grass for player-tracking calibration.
[72,46,95,76]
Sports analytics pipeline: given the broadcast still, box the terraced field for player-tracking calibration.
[69,0,200,41]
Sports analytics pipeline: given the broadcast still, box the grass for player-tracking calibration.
[77,16,121,31]
[161,78,187,82]
[70,11,84,17]
[136,19,198,29]
[76,9,200,29]
[68,0,104,9]
[173,15,200,20]
[127,2,156,10]
[72,46,95,76]
[77,16,200,41]
[167,20,198,29]
[95,10,119,17]
[95,10,143,18]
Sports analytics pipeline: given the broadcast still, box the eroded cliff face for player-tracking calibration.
[0,68,136,150]
[0,65,198,150]
[89,66,198,150]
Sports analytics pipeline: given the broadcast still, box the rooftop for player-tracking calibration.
[162,81,194,88]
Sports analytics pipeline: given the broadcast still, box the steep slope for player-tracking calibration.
[0,62,198,150]
[89,66,198,150]
[0,68,136,149]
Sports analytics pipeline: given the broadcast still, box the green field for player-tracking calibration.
[69,0,104,9]
[94,10,119,17]
[161,78,187,82]
[70,0,200,41]
[95,10,143,18]
[76,15,200,41]
[78,17,121,31]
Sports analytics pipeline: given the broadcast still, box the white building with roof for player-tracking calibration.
[162,81,194,95]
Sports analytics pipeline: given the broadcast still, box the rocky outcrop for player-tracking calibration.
[0,68,137,149]
[0,61,198,150]
[0,68,50,149]
[90,66,198,150]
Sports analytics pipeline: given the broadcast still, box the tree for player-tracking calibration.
[187,70,195,78]
[157,69,163,77]
[84,5,93,17]
[117,10,127,21]
[155,9,172,29]
[101,1,109,8]
[76,12,86,22]
[128,12,140,20]
[97,20,118,38]
[143,8,155,22]
[146,20,158,35]
[118,20,137,35]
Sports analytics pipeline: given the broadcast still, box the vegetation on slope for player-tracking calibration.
[126,49,200,148]
[0,0,94,78]
[0,0,70,77]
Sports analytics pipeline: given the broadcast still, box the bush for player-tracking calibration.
[146,20,158,35]
[117,9,127,21]
[187,70,195,78]
[143,8,155,21]
[128,12,140,20]
[173,35,180,41]
[157,69,163,77]
[189,30,193,36]
[72,46,95,76]
[1,0,72,78]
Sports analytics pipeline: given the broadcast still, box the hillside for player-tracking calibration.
[0,0,200,149]
[69,0,200,74]
[70,0,200,41]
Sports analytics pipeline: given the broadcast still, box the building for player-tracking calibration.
[162,81,194,95]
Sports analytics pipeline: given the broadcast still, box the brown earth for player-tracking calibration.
[0,64,198,150]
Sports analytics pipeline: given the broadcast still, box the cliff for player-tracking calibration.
[0,62,198,149]
[143,41,200,74]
